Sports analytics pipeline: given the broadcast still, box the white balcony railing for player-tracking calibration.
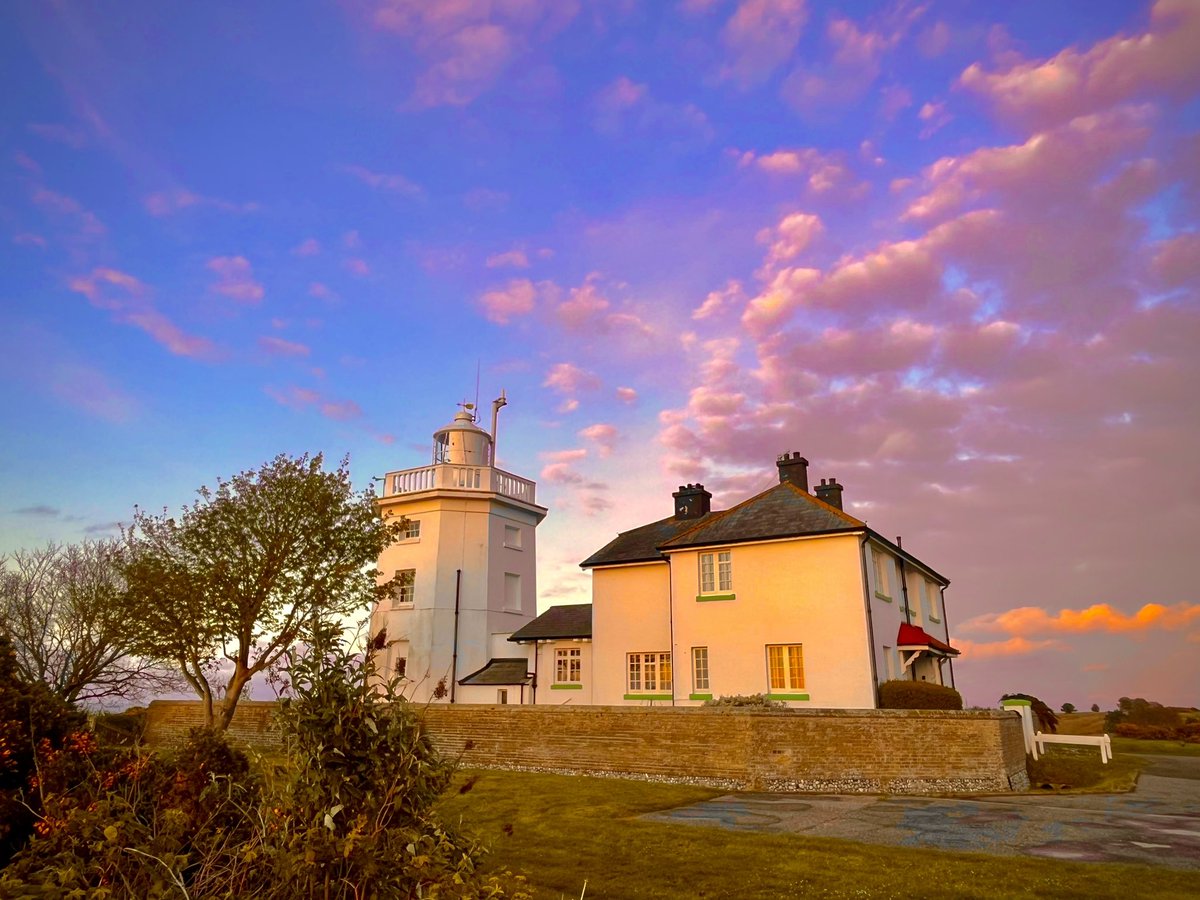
[383,464,536,505]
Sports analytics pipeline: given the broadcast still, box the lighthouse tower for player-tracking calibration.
[372,396,547,703]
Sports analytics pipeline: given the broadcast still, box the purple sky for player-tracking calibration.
[3,1,1198,711]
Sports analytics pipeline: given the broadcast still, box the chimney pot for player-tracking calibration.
[672,482,712,519]
[776,452,810,492]
[814,475,845,510]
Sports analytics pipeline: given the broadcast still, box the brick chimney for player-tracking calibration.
[672,483,712,519]
[776,452,809,492]
[814,477,844,510]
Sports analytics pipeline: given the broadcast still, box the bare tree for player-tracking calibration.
[0,541,179,705]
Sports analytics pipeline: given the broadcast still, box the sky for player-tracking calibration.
[2,0,1198,712]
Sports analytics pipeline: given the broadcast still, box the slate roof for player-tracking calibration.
[578,512,719,567]
[660,482,864,549]
[508,604,593,642]
[457,658,531,685]
[580,482,863,568]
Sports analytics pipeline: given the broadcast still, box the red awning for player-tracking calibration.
[896,622,960,656]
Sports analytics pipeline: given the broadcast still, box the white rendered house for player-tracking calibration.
[579,453,959,708]
[370,398,547,704]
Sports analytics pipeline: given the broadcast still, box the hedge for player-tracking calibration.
[878,679,963,710]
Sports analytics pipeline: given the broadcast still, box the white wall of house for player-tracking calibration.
[532,639,593,705]
[866,539,951,688]
[590,563,672,705]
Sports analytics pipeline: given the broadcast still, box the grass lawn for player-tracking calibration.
[1056,713,1200,757]
[437,769,1198,899]
[1027,747,1142,792]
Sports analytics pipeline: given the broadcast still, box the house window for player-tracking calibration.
[698,550,732,594]
[766,644,805,692]
[882,645,894,681]
[926,581,941,621]
[401,519,421,540]
[872,549,892,600]
[394,655,407,679]
[692,647,710,692]
[555,648,582,683]
[504,524,522,549]
[390,569,415,607]
[627,652,671,693]
[504,573,521,611]
[497,689,508,704]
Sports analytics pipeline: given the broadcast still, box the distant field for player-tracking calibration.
[1056,712,1200,757]
[1057,712,1107,735]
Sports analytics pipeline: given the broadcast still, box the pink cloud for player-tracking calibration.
[486,249,530,268]
[339,164,422,196]
[960,0,1200,129]
[309,282,337,302]
[13,151,41,174]
[616,386,638,404]
[693,280,745,321]
[954,637,1066,660]
[541,448,588,465]
[259,336,311,357]
[961,602,1200,637]
[480,279,538,324]
[593,77,713,144]
[543,362,600,395]
[13,232,48,249]
[292,238,321,257]
[143,188,258,216]
[1152,232,1200,287]
[265,385,362,422]
[207,256,264,304]
[733,146,857,195]
[344,258,371,277]
[759,211,823,270]
[540,462,584,484]
[579,423,618,457]
[367,1,577,109]
[718,0,808,88]
[917,100,952,139]
[67,268,216,359]
[31,186,105,237]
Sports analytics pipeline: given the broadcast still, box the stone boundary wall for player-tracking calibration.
[144,700,281,750]
[143,701,1029,793]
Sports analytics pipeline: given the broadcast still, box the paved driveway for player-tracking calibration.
[642,754,1200,870]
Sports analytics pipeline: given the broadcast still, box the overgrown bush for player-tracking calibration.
[1,624,529,898]
[0,634,87,866]
[879,680,963,710]
[703,694,783,708]
[1114,723,1176,740]
[91,709,146,747]
[1000,693,1057,732]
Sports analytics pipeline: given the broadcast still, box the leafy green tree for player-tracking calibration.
[1061,702,1076,714]
[1091,703,1100,713]
[0,541,179,704]
[122,453,399,731]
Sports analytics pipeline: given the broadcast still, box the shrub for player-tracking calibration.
[703,694,784,708]
[1107,697,1182,733]
[879,680,963,710]
[91,709,146,746]
[1113,723,1176,741]
[0,634,87,866]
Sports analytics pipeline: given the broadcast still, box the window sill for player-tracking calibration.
[696,593,736,603]
[624,693,673,701]
[550,683,582,690]
[688,692,713,701]
[389,602,414,610]
[767,693,810,701]
[503,544,523,551]
[874,591,893,602]
[928,616,941,624]
[397,537,420,545]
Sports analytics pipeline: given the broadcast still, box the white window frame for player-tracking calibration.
[698,550,732,594]
[503,524,523,550]
[872,549,892,601]
[766,644,805,692]
[692,647,710,693]
[926,581,941,622]
[555,647,582,684]
[401,519,421,540]
[390,569,415,607]
[627,652,672,693]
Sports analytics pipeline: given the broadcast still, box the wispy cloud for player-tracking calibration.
[143,188,259,217]
[338,164,423,197]
[265,385,362,422]
[258,336,311,357]
[207,256,264,304]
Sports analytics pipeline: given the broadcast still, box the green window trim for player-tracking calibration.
[874,591,893,602]
[688,692,713,701]
[696,593,736,603]
[624,693,673,701]
[928,615,942,624]
[767,693,810,701]
[1001,698,1032,707]
[550,683,583,690]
